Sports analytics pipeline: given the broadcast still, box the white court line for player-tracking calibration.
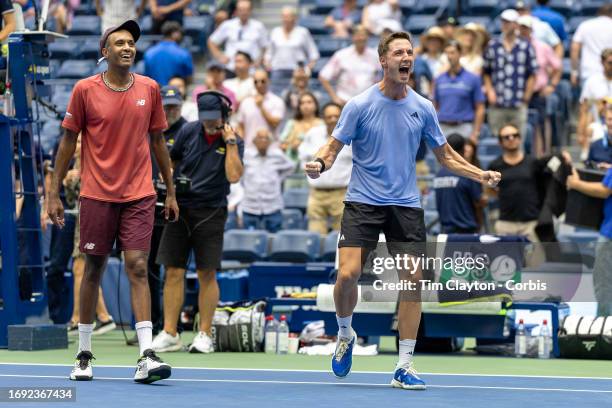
[0,363,611,381]
[0,374,611,394]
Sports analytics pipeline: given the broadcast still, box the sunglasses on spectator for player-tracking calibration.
[254,79,267,84]
[499,133,520,141]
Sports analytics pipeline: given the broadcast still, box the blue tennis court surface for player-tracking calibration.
[0,364,611,407]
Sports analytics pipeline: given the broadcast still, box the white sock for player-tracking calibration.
[336,315,353,339]
[396,339,417,370]
[135,321,153,356]
[78,323,94,353]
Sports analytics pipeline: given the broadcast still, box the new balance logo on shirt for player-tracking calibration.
[84,243,96,250]
[136,99,146,106]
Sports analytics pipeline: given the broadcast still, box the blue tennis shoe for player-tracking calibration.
[331,331,356,378]
[391,364,426,390]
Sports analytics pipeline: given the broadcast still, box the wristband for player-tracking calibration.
[314,158,326,173]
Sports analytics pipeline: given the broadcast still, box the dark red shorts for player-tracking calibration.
[79,195,156,255]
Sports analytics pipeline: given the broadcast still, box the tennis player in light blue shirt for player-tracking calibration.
[305,31,502,390]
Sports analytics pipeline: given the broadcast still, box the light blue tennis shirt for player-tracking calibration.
[332,84,447,207]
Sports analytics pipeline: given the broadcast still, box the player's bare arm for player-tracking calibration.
[304,137,345,179]
[433,143,501,187]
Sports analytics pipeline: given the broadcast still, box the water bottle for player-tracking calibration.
[276,315,289,355]
[3,82,14,117]
[264,316,278,354]
[538,319,551,359]
[515,318,527,358]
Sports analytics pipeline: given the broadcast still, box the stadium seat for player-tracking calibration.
[316,37,349,57]
[404,15,436,36]
[81,39,101,60]
[578,0,607,16]
[56,60,96,79]
[478,154,497,170]
[283,188,310,212]
[321,230,339,261]
[282,209,305,230]
[74,2,96,16]
[139,15,154,35]
[39,121,62,153]
[48,40,76,60]
[466,0,499,16]
[300,15,331,35]
[398,0,418,16]
[134,60,146,75]
[268,230,321,262]
[222,230,269,263]
[183,15,214,52]
[312,57,330,78]
[68,16,101,36]
[51,91,71,113]
[478,138,501,156]
[417,0,448,15]
[568,16,589,34]
[314,0,342,15]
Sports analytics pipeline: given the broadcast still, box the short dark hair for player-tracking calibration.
[235,51,253,63]
[322,102,342,114]
[445,40,462,53]
[161,21,183,38]
[447,133,465,156]
[499,123,520,137]
[294,92,320,120]
[378,31,413,57]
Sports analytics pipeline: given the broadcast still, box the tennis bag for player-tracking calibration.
[558,315,612,359]
[210,299,266,352]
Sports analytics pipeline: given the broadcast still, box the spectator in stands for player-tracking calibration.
[409,53,434,99]
[96,0,145,33]
[438,15,460,41]
[587,106,612,166]
[208,0,268,69]
[241,129,294,232]
[168,76,198,121]
[18,0,74,33]
[212,0,238,28]
[236,69,285,146]
[0,0,16,42]
[361,0,402,36]
[488,123,551,264]
[64,136,116,336]
[434,134,484,234]
[319,25,379,106]
[585,97,612,148]
[570,4,612,87]
[325,0,361,39]
[144,21,193,86]
[223,51,256,109]
[281,92,324,166]
[282,66,324,118]
[433,41,485,142]
[420,26,448,77]
[518,15,561,156]
[153,92,244,354]
[455,23,485,76]
[516,0,563,59]
[483,9,537,138]
[149,0,192,35]
[566,156,612,316]
[578,49,612,158]
[299,102,352,235]
[531,0,567,46]
[266,6,319,80]
[191,61,238,111]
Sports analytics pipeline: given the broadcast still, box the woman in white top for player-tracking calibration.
[361,0,402,36]
[455,23,486,76]
[420,26,448,77]
[266,6,319,81]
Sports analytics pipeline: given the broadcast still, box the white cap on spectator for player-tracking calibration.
[500,9,520,23]
[517,15,533,28]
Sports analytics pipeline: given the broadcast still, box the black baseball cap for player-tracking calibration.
[161,86,183,106]
[99,19,141,55]
[197,93,223,121]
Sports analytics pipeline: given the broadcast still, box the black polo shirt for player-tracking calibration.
[152,116,187,181]
[170,121,244,208]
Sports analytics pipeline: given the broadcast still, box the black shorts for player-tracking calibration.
[338,202,426,256]
[156,206,227,271]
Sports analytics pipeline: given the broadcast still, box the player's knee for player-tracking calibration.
[126,257,148,281]
[197,269,217,284]
[336,268,361,286]
[164,267,185,285]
